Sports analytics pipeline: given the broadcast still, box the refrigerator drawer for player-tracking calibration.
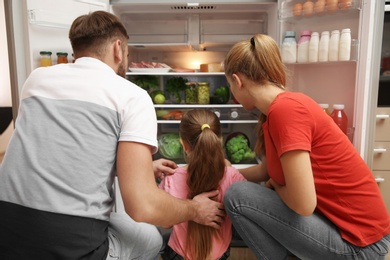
[373,142,390,170]
[373,170,390,215]
[375,107,390,141]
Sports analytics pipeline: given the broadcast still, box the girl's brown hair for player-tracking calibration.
[69,11,129,57]
[224,34,286,156]
[179,109,225,260]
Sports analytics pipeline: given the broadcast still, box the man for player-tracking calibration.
[0,11,224,259]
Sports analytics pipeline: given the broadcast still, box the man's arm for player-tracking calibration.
[116,141,225,228]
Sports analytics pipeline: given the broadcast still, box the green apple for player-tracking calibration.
[154,93,166,104]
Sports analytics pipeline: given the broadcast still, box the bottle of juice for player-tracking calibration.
[56,52,68,64]
[319,103,330,115]
[330,104,348,134]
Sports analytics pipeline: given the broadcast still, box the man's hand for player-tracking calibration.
[192,190,225,229]
[153,158,178,180]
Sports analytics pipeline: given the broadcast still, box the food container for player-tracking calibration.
[197,82,210,104]
[185,82,198,104]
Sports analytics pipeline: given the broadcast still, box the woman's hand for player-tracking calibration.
[153,158,178,180]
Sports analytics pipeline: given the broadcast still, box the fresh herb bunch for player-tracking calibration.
[166,77,187,103]
[132,75,159,92]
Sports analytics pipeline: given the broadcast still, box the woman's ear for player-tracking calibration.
[232,73,243,89]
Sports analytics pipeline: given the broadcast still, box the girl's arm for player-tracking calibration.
[266,150,316,216]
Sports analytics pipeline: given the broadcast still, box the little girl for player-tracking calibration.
[159,109,246,260]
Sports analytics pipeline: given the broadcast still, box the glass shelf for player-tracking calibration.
[154,104,241,108]
[126,71,225,76]
[157,119,258,124]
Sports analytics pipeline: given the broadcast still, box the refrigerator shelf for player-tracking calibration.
[279,0,361,20]
[126,72,225,76]
[157,120,258,124]
[154,104,242,108]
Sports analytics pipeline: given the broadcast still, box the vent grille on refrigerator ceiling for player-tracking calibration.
[170,5,216,10]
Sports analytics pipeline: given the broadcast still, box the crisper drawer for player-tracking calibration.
[373,142,390,170]
[373,171,390,215]
[375,107,390,141]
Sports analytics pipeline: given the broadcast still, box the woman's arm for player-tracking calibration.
[239,159,269,183]
[267,150,316,216]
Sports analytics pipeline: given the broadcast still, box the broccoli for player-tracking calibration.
[226,134,256,163]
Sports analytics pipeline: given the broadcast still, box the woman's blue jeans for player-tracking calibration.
[224,181,390,260]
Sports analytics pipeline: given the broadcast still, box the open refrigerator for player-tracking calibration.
[4,0,386,210]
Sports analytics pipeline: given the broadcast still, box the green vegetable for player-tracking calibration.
[132,75,159,92]
[158,133,184,159]
[225,134,256,163]
[213,86,230,104]
[166,77,187,103]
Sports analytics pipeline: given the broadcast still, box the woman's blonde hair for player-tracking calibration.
[179,109,225,260]
[224,34,286,156]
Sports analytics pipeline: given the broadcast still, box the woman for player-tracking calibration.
[223,34,390,259]
[159,109,246,260]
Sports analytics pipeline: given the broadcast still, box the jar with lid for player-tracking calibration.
[56,52,68,64]
[197,82,210,104]
[281,31,297,64]
[185,82,198,104]
[40,51,52,67]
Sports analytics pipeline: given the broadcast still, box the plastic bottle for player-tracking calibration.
[329,30,340,62]
[40,51,52,67]
[308,32,319,63]
[281,31,297,63]
[339,28,351,61]
[330,104,348,134]
[318,31,330,62]
[319,103,331,115]
[297,30,311,63]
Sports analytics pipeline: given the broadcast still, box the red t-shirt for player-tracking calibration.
[263,91,390,247]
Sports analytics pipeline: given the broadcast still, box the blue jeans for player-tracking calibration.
[224,181,390,260]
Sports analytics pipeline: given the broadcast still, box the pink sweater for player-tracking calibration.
[158,166,246,260]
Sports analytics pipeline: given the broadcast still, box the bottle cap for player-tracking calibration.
[301,30,312,36]
[321,31,330,36]
[285,31,296,37]
[331,30,340,34]
[319,103,329,109]
[40,51,52,55]
[341,28,351,33]
[311,32,319,37]
[333,104,345,110]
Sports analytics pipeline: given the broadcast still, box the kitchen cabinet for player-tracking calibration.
[373,107,390,214]
[126,71,260,167]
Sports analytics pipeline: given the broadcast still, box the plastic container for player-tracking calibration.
[330,104,348,134]
[319,103,331,115]
[339,28,351,61]
[319,31,330,62]
[297,30,311,63]
[197,82,210,104]
[56,52,68,64]
[40,51,52,67]
[329,30,340,62]
[308,32,319,63]
[281,31,297,63]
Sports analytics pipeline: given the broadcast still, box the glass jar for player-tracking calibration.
[40,51,52,67]
[56,52,68,64]
[197,82,210,104]
[185,82,198,104]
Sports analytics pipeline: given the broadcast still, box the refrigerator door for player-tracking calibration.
[5,0,109,120]
[277,0,384,164]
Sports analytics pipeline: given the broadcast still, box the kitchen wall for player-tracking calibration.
[0,0,14,160]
